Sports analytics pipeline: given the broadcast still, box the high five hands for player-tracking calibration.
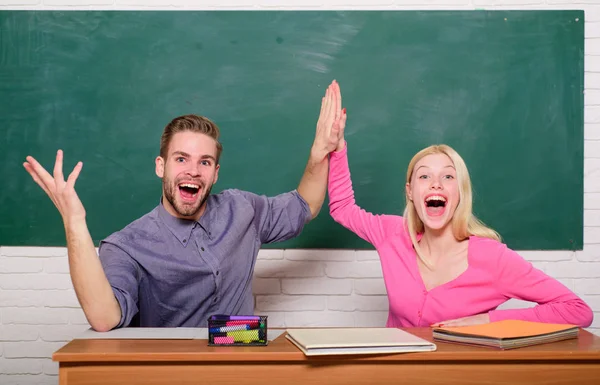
[312,80,347,159]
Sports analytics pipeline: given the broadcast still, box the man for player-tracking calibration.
[24,80,344,331]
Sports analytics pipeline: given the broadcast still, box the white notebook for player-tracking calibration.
[76,327,205,339]
[285,328,437,356]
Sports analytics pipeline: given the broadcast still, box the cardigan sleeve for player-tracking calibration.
[489,244,593,327]
[328,144,402,247]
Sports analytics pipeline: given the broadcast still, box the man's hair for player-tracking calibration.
[159,114,223,163]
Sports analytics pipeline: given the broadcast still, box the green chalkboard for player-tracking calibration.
[0,10,584,250]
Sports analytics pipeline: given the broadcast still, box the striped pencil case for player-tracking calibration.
[207,314,268,346]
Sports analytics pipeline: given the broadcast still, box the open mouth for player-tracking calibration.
[424,195,447,217]
[178,182,200,202]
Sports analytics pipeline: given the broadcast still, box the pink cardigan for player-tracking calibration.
[328,145,593,328]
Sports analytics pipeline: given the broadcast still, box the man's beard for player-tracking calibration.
[163,177,213,218]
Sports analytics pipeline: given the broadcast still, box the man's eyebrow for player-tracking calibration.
[171,151,190,158]
[171,151,216,161]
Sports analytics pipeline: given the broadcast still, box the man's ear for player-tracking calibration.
[155,156,165,178]
[213,164,220,185]
[406,182,412,201]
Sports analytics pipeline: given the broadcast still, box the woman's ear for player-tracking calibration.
[406,182,412,201]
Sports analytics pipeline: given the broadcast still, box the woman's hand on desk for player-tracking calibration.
[23,149,86,226]
[431,313,490,328]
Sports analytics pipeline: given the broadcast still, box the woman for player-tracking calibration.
[327,96,592,328]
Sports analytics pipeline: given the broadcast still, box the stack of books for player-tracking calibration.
[432,320,579,349]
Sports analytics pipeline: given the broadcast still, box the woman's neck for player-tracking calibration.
[419,226,466,267]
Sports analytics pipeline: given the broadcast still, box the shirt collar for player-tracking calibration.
[157,196,219,245]
[197,195,219,240]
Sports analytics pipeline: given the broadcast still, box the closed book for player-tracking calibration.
[433,320,579,349]
[285,327,437,356]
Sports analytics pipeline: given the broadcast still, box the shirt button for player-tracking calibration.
[201,247,205,251]
[183,239,187,243]
[216,271,220,276]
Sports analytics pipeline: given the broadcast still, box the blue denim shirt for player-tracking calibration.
[98,189,311,328]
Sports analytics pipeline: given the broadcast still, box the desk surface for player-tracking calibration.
[53,327,600,363]
[52,328,600,385]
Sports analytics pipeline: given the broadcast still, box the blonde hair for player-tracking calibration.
[403,144,501,269]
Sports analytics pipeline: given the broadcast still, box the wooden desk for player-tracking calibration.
[53,328,600,385]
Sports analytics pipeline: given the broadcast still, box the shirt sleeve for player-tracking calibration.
[328,144,400,247]
[98,239,141,328]
[239,189,312,244]
[489,244,593,327]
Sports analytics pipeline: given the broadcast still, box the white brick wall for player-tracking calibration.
[1,1,599,384]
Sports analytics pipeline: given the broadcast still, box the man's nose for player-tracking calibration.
[185,165,201,177]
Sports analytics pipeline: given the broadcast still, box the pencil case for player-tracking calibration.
[207,314,268,346]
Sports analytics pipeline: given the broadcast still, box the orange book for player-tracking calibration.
[432,320,579,349]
